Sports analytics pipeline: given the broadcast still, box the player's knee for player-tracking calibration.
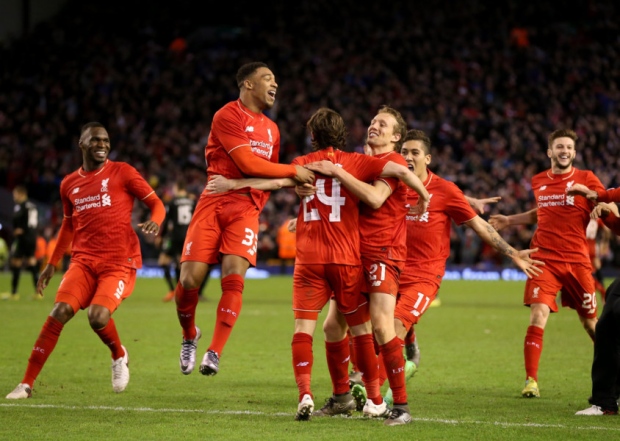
[50,302,75,324]
[178,271,201,289]
[88,306,111,329]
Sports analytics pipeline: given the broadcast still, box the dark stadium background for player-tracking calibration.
[1,0,619,276]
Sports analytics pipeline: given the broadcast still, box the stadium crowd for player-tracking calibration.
[1,0,619,268]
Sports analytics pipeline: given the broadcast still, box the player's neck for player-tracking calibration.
[239,95,264,114]
[82,159,107,173]
[550,165,573,175]
[418,169,429,183]
[369,145,394,156]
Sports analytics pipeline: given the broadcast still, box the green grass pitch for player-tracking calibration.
[0,272,617,440]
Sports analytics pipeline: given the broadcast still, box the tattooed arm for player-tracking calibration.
[464,216,544,278]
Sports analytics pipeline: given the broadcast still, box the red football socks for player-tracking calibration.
[209,274,243,355]
[23,316,64,387]
[94,318,124,360]
[175,282,199,340]
[524,325,544,380]
[292,332,314,400]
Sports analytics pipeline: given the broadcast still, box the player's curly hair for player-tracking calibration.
[306,107,348,152]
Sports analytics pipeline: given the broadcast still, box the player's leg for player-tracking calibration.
[291,264,329,420]
[521,269,561,398]
[577,280,620,414]
[8,256,23,299]
[176,261,209,374]
[199,200,258,376]
[199,254,249,376]
[89,265,136,393]
[313,299,357,417]
[6,263,90,398]
[25,255,39,294]
[158,250,175,301]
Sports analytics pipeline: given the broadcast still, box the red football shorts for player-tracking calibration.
[293,264,368,325]
[395,276,440,330]
[523,260,597,318]
[181,194,260,266]
[361,255,404,296]
[56,257,137,313]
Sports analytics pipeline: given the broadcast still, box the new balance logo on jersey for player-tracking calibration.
[532,286,540,298]
[539,185,547,191]
[245,126,254,132]
[102,194,111,206]
[72,187,80,194]
[101,178,109,193]
[185,242,193,256]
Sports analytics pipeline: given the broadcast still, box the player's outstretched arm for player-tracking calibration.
[206,175,297,194]
[228,146,314,184]
[466,196,501,214]
[489,208,538,231]
[304,160,391,209]
[466,216,544,278]
[566,183,598,200]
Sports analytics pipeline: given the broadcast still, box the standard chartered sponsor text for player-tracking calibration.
[75,194,102,212]
[538,193,565,207]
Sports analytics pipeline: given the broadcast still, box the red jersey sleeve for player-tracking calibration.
[597,187,620,203]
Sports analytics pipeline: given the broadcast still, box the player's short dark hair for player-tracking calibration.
[306,107,348,151]
[80,121,105,135]
[547,129,578,148]
[402,129,431,155]
[236,62,269,89]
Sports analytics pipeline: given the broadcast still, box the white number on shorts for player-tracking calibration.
[410,292,431,317]
[114,280,125,300]
[368,263,386,282]
[242,227,258,255]
[302,178,346,222]
[582,292,597,315]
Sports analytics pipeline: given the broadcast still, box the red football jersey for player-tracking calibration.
[293,148,388,265]
[359,151,409,261]
[59,160,156,268]
[204,99,281,211]
[531,168,604,263]
[405,170,477,280]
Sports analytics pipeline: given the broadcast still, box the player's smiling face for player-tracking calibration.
[80,127,110,170]
[250,67,278,110]
[401,140,431,180]
[548,136,575,172]
[367,113,399,150]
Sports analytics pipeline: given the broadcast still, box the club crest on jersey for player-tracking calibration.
[565,181,575,205]
[245,126,254,132]
[267,128,273,143]
[101,178,109,193]
[185,242,192,255]
[532,286,540,298]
